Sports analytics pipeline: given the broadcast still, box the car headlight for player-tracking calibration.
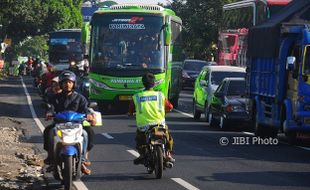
[182,71,190,78]
[89,79,108,89]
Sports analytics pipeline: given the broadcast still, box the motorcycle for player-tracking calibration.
[50,111,86,190]
[79,77,90,100]
[143,124,174,179]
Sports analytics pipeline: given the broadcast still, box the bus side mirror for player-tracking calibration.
[286,56,296,71]
[164,25,172,46]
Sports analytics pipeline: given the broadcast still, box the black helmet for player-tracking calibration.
[59,70,76,84]
[142,72,155,89]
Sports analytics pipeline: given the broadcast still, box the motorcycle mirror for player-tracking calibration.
[88,102,97,108]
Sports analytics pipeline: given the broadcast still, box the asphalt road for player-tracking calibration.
[2,75,310,190]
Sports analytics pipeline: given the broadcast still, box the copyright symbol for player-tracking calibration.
[219,137,229,146]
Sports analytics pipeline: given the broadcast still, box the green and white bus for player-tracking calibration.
[88,4,183,110]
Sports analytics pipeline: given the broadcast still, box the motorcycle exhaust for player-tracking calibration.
[165,161,174,168]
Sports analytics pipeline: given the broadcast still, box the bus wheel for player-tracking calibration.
[171,95,179,108]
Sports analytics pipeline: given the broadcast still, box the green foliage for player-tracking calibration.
[43,0,83,33]
[0,0,83,63]
[170,0,237,60]
[5,35,48,62]
[97,1,117,7]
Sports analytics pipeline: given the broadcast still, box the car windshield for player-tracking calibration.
[211,71,245,85]
[184,61,207,71]
[227,80,246,96]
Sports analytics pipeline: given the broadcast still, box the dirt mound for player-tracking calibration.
[0,117,44,190]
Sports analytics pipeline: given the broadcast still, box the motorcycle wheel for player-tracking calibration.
[63,155,73,190]
[154,146,163,179]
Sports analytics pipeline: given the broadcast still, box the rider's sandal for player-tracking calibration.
[83,160,91,166]
[81,163,91,175]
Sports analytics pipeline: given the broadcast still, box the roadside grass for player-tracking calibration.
[0,71,7,80]
[0,63,9,80]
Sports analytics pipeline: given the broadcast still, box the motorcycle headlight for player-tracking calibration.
[84,82,90,87]
[70,61,76,66]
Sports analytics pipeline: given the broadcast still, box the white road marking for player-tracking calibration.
[101,133,114,139]
[297,146,310,151]
[20,76,45,133]
[127,149,140,157]
[126,150,201,190]
[173,109,193,118]
[74,181,89,190]
[171,178,200,190]
[242,132,254,136]
[20,76,89,190]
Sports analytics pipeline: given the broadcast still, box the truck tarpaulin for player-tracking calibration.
[247,0,310,58]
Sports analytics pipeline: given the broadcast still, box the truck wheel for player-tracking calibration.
[268,127,278,138]
[193,101,201,120]
[285,132,298,145]
[255,120,266,137]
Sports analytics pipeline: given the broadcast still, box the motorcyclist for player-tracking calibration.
[43,76,62,103]
[128,72,175,165]
[41,64,57,93]
[43,70,96,175]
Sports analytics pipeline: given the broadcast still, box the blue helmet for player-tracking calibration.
[59,70,76,84]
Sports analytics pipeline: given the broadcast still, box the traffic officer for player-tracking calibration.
[129,72,175,165]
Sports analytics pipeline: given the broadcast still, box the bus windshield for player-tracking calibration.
[50,39,82,53]
[90,15,164,74]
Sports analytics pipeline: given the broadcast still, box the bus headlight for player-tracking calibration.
[155,79,164,86]
[89,79,108,89]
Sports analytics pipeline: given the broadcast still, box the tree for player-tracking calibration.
[42,0,83,34]
[170,0,237,60]
[0,0,84,62]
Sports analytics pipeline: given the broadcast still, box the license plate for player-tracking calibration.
[119,95,132,101]
[296,133,310,139]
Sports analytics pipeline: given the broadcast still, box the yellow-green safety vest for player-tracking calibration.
[133,90,165,131]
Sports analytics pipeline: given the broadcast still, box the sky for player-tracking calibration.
[103,0,170,5]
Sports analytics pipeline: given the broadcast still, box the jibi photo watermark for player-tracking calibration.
[219,136,279,146]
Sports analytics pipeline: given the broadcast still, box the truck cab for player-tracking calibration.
[247,0,310,142]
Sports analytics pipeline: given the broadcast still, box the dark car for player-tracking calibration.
[182,59,215,88]
[208,77,251,130]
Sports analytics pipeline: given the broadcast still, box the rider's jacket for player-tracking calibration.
[133,90,166,131]
[48,91,88,114]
